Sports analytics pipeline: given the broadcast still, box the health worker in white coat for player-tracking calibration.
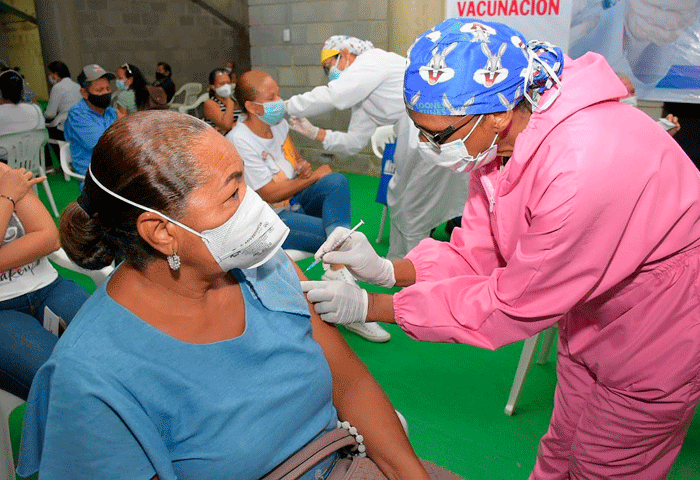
[286,35,469,259]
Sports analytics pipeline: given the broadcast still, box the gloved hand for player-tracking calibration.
[315,227,396,287]
[301,280,368,324]
[626,0,700,44]
[289,116,320,140]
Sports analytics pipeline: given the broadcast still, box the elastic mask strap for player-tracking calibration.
[523,51,562,112]
[458,115,484,149]
[87,164,203,238]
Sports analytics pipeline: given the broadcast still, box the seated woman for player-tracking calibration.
[227,70,390,342]
[0,163,89,400]
[15,111,461,479]
[202,67,238,135]
[115,63,151,118]
[0,69,44,146]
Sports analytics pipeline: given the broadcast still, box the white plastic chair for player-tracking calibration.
[0,389,23,480]
[504,326,557,416]
[0,129,59,217]
[177,92,209,117]
[370,125,396,243]
[48,248,113,288]
[169,83,203,111]
[54,140,84,182]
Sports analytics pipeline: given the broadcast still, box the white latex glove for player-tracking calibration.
[301,280,368,325]
[626,0,700,44]
[315,227,396,287]
[289,116,320,140]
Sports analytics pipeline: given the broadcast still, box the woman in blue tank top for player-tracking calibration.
[15,111,437,480]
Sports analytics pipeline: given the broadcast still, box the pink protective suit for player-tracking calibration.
[394,53,700,478]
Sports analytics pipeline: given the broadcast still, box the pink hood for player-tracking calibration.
[501,53,628,195]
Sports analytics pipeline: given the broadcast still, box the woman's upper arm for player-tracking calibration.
[202,100,223,126]
[15,191,59,240]
[290,260,367,382]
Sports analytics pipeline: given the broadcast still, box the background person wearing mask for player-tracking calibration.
[44,61,82,167]
[64,64,117,177]
[203,68,237,135]
[0,69,45,163]
[286,36,469,259]
[153,61,175,103]
[115,63,151,118]
[44,61,82,135]
[228,71,390,343]
[303,19,700,479]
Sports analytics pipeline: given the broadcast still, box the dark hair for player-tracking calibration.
[0,69,24,104]
[59,111,210,270]
[157,61,171,75]
[120,63,150,110]
[208,68,229,86]
[47,61,70,79]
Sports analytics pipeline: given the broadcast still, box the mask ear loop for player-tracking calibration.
[522,50,563,112]
[87,164,204,239]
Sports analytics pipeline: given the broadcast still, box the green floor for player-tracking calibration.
[10,170,700,479]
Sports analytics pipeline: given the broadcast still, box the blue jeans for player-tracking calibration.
[278,172,351,253]
[0,276,89,399]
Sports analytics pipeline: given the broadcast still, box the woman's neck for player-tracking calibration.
[244,112,273,139]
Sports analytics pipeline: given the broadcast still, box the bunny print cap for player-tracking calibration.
[404,18,565,116]
[321,35,375,63]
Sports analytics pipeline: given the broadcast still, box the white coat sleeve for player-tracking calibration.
[286,57,388,118]
[321,106,378,156]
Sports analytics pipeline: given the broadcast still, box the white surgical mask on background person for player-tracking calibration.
[215,84,233,98]
[88,165,290,271]
[47,75,58,85]
[116,79,128,91]
[620,95,638,108]
[418,115,499,174]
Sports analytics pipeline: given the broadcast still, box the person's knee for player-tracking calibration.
[319,172,348,190]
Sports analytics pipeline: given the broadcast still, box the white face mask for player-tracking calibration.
[620,95,638,108]
[215,84,232,98]
[417,115,499,174]
[48,75,58,85]
[88,165,290,271]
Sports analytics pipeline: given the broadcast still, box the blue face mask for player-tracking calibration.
[116,79,128,91]
[328,65,343,82]
[254,99,286,126]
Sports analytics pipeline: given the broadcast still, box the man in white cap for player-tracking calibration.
[64,64,117,180]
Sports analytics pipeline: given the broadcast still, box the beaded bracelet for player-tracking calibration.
[0,194,15,209]
[337,420,366,457]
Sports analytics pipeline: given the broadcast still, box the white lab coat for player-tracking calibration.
[287,48,468,258]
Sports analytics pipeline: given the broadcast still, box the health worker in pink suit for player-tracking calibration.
[301,18,700,479]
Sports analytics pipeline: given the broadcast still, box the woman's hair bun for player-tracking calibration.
[59,202,118,270]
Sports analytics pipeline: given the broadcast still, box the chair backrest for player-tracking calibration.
[48,248,114,288]
[170,82,203,106]
[178,92,210,117]
[58,140,85,181]
[0,128,49,174]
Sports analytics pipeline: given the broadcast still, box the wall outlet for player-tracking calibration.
[283,28,290,42]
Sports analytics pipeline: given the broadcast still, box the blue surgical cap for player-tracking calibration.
[404,18,564,116]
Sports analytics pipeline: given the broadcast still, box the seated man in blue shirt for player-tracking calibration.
[64,64,117,178]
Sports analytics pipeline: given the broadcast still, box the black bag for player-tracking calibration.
[145,85,168,110]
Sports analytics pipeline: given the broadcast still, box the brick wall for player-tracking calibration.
[248,0,390,176]
[70,0,250,88]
